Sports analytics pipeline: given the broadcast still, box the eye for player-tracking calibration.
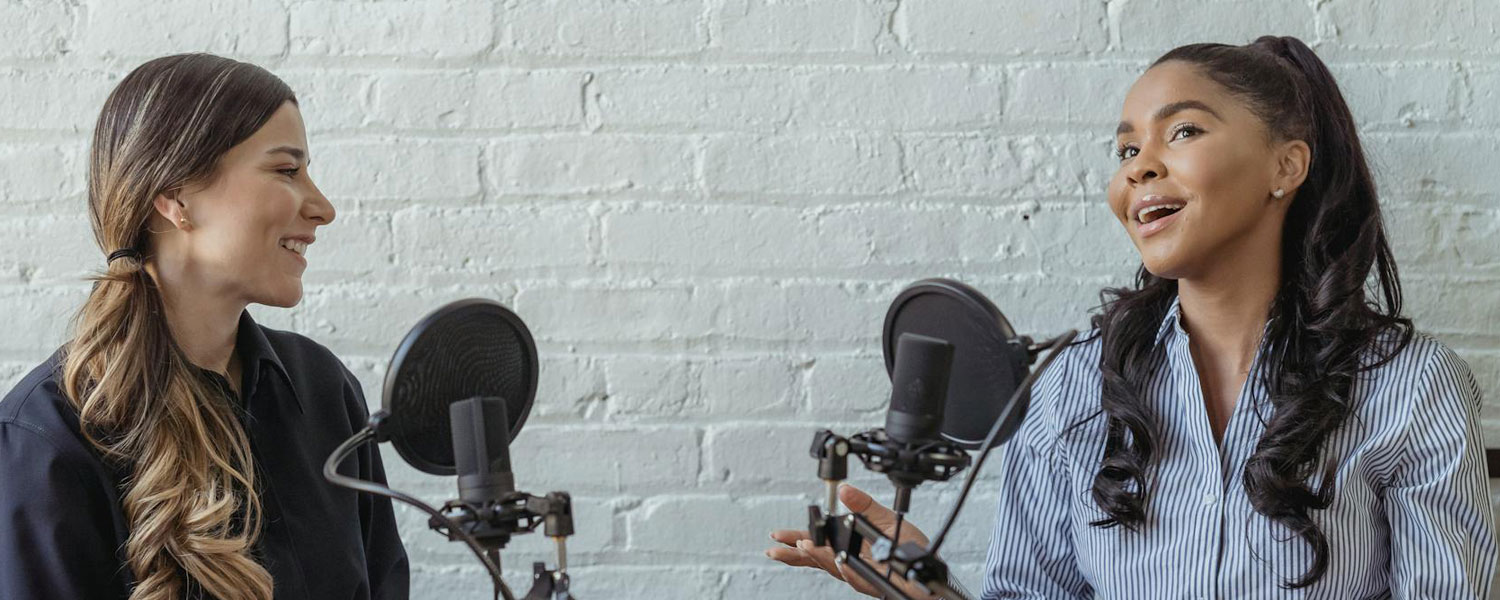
[1114,144,1138,161]
[1171,124,1203,141]
[278,167,300,178]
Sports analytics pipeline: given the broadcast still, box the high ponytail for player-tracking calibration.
[62,53,296,600]
[1083,36,1412,589]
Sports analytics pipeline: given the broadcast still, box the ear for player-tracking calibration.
[1272,139,1311,200]
[151,188,191,231]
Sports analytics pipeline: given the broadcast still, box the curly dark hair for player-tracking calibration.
[1077,36,1414,589]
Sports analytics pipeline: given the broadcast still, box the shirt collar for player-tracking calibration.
[234,310,303,415]
[1154,294,1187,346]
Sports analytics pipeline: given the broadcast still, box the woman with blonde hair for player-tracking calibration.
[0,53,408,599]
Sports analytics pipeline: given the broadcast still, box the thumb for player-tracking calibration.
[838,483,897,529]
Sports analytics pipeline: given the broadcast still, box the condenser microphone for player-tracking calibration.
[451,397,516,505]
[884,333,954,445]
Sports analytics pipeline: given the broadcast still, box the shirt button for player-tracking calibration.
[1202,492,1217,505]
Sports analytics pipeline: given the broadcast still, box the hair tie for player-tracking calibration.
[107,248,143,264]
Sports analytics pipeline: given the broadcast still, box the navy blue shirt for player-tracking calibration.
[0,311,409,599]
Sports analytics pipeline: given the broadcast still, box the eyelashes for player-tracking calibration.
[1114,124,1204,161]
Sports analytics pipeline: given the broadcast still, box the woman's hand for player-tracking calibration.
[766,484,937,599]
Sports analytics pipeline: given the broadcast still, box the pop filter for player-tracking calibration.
[882,279,1030,450]
[381,298,538,475]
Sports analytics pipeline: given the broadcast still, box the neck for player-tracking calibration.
[1176,248,1281,373]
[145,261,245,376]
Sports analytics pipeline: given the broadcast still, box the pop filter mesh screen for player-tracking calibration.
[384,300,537,475]
[884,281,1028,450]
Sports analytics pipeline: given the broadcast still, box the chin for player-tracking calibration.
[258,284,304,308]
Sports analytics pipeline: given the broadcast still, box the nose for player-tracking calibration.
[1125,145,1165,185]
[302,173,336,226]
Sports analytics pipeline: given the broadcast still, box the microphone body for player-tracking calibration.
[450,396,516,505]
[884,332,954,445]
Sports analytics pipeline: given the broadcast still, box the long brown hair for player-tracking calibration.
[62,53,295,600]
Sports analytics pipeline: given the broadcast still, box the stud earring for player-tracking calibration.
[1272,188,1285,199]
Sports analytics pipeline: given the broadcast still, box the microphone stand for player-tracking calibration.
[805,330,1076,600]
[323,412,578,600]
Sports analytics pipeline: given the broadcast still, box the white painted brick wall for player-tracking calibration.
[2,1,1498,598]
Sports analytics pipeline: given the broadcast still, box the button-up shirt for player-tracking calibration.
[982,296,1496,599]
[0,311,409,599]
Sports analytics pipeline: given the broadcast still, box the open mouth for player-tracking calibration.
[279,238,307,258]
[1135,204,1183,237]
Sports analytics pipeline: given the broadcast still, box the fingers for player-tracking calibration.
[838,483,897,529]
[769,529,809,547]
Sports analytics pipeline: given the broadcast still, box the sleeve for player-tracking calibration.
[343,367,411,600]
[1385,346,1498,599]
[0,421,125,599]
[980,437,1092,599]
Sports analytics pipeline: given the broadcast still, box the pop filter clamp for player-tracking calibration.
[322,299,578,600]
[805,279,1077,600]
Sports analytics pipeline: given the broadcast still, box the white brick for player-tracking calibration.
[501,1,708,57]
[793,65,1006,130]
[1335,63,1461,128]
[278,70,376,133]
[514,282,715,345]
[369,70,584,131]
[1366,133,1500,195]
[696,357,800,417]
[1007,63,1145,126]
[1115,0,1314,52]
[713,0,887,55]
[315,139,483,207]
[0,1,75,58]
[899,0,1107,55]
[510,426,701,494]
[489,136,696,195]
[1325,0,1500,52]
[0,68,117,131]
[83,0,286,57]
[627,495,810,556]
[594,66,798,132]
[904,134,1113,198]
[704,134,902,195]
[604,356,694,417]
[0,285,89,358]
[291,1,493,58]
[0,213,108,285]
[390,204,596,271]
[0,142,87,204]
[602,203,865,271]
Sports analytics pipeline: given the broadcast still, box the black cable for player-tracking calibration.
[926,330,1077,555]
[323,427,518,600]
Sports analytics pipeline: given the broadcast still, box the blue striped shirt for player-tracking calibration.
[981,296,1497,599]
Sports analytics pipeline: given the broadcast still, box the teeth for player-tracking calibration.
[279,239,307,256]
[1137,203,1185,223]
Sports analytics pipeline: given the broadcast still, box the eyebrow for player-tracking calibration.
[1115,100,1223,136]
[266,146,309,164]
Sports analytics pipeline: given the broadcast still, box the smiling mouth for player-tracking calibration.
[279,239,307,257]
[1137,203,1183,224]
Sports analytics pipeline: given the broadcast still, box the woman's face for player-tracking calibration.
[1107,60,1303,281]
[155,101,334,308]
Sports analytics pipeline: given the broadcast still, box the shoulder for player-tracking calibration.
[1012,329,1105,455]
[1360,328,1479,405]
[0,352,114,492]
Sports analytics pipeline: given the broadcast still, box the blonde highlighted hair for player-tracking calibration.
[62,53,295,600]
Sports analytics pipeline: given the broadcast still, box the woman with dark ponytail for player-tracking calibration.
[0,54,408,599]
[769,36,1496,598]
